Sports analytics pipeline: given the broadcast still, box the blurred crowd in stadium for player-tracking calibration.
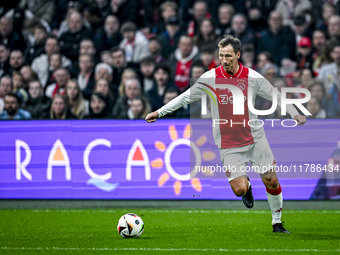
[0,0,339,120]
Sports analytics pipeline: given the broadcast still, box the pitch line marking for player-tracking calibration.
[18,209,340,214]
[1,247,340,252]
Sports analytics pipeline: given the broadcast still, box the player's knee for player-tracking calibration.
[264,177,279,190]
[233,186,247,197]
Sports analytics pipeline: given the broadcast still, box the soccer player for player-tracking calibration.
[145,35,307,233]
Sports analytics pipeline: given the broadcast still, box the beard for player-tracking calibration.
[6,106,18,116]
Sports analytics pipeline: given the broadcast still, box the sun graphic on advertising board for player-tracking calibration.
[150,124,216,195]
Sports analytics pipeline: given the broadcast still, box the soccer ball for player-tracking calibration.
[117,213,144,238]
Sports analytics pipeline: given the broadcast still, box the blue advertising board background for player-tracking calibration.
[0,119,339,200]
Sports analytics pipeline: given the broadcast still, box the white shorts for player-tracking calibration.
[219,136,277,182]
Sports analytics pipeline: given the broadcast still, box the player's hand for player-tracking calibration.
[294,115,306,125]
[145,111,159,123]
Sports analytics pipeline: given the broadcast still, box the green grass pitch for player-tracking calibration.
[0,209,340,254]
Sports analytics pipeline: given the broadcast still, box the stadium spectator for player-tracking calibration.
[23,79,50,119]
[305,96,326,119]
[31,35,72,88]
[79,39,97,57]
[59,12,92,62]
[317,3,334,32]
[95,0,111,18]
[127,96,151,120]
[230,14,256,46]
[195,18,219,51]
[256,51,274,74]
[312,30,326,63]
[20,65,36,89]
[162,87,189,118]
[111,47,140,86]
[54,1,86,37]
[168,35,199,91]
[240,43,256,69]
[49,94,75,119]
[119,22,150,63]
[147,63,174,111]
[0,43,10,77]
[216,4,234,36]
[190,61,206,79]
[328,15,340,42]
[296,37,313,69]
[257,11,296,66]
[292,14,313,45]
[86,92,111,119]
[100,51,114,66]
[275,0,312,29]
[83,5,103,34]
[140,57,156,93]
[148,36,167,64]
[142,0,172,34]
[113,78,142,119]
[24,24,47,64]
[199,46,217,71]
[0,17,26,52]
[0,75,13,113]
[93,78,115,111]
[160,15,183,59]
[313,39,335,74]
[65,79,89,119]
[94,62,117,98]
[0,92,31,119]
[16,0,55,24]
[12,71,28,103]
[109,0,143,28]
[318,43,340,92]
[246,0,278,32]
[45,68,70,98]
[118,68,139,97]
[187,0,210,37]
[46,52,62,86]
[94,15,122,55]
[262,63,279,79]
[8,50,25,74]
[308,80,338,118]
[72,53,95,100]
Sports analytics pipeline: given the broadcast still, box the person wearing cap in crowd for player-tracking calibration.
[160,16,183,59]
[292,14,313,45]
[296,36,313,69]
[119,21,150,64]
[0,92,31,119]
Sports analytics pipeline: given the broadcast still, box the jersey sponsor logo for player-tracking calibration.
[220,95,247,104]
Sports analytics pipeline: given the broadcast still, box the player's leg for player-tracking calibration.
[261,170,289,233]
[219,147,254,208]
[229,176,248,196]
[248,137,289,232]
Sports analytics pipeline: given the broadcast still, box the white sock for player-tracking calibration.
[266,185,283,225]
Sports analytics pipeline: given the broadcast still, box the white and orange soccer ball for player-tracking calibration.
[117,213,144,238]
